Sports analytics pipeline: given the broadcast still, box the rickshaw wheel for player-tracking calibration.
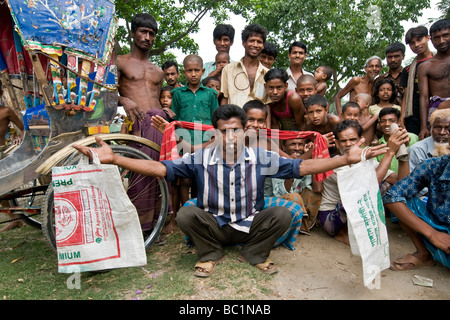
[41,145,169,253]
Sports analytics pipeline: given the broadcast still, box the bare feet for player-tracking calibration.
[335,228,350,245]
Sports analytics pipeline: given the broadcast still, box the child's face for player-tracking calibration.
[306,104,327,126]
[377,83,393,102]
[353,96,370,109]
[265,78,287,103]
[314,67,326,82]
[342,107,360,122]
[245,108,267,133]
[160,90,172,109]
[259,53,276,69]
[205,79,221,96]
[183,61,204,86]
[296,81,317,104]
[215,53,230,69]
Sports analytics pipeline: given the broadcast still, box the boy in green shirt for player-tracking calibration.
[171,54,219,145]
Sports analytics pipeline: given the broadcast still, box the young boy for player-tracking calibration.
[159,85,175,120]
[341,101,361,123]
[210,51,230,80]
[296,74,317,105]
[202,76,221,98]
[353,93,378,145]
[169,54,219,233]
[304,94,341,155]
[314,66,333,96]
[259,42,278,69]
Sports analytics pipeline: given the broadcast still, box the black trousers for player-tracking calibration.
[176,206,291,265]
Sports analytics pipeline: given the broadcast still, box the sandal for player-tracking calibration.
[238,255,279,275]
[193,256,225,278]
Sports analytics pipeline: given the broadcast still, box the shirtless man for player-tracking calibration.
[116,13,168,236]
[334,56,382,116]
[117,13,164,123]
[417,19,450,140]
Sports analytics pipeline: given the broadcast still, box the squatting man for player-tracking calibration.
[73,105,389,277]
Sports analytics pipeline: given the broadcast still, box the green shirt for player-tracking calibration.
[376,132,419,173]
[171,84,219,144]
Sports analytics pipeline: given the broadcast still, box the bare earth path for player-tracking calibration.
[267,220,450,300]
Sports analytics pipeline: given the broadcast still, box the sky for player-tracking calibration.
[172,0,441,66]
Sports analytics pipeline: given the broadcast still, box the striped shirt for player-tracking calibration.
[162,144,302,233]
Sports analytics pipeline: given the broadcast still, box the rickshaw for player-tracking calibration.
[0,0,168,252]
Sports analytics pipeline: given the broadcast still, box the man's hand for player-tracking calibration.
[151,115,170,135]
[322,132,336,148]
[387,127,410,154]
[73,136,116,164]
[429,230,450,254]
[346,137,388,165]
[120,97,145,122]
[419,128,430,141]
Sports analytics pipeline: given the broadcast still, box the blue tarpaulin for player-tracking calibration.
[7,0,116,63]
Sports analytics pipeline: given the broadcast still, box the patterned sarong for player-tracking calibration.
[127,108,167,231]
[183,197,304,250]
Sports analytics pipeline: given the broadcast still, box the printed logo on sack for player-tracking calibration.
[55,197,80,244]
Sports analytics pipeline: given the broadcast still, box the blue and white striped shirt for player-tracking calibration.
[162,145,302,233]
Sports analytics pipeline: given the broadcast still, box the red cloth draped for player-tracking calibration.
[159,121,332,181]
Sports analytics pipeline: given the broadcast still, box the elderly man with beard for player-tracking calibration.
[409,109,450,171]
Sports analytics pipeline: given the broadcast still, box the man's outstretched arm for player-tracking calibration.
[73,136,167,177]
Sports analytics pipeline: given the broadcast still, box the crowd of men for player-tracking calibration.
[2,12,449,278]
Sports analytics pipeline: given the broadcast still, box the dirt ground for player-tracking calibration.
[266,220,450,300]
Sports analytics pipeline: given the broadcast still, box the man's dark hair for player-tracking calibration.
[430,19,450,37]
[241,24,267,43]
[373,78,397,104]
[161,60,179,72]
[288,41,307,54]
[334,120,362,140]
[131,13,158,34]
[212,104,247,129]
[385,42,406,55]
[213,24,235,42]
[379,107,401,122]
[261,42,278,58]
[264,68,288,83]
[243,99,268,118]
[305,94,327,109]
[405,25,428,44]
[342,102,361,114]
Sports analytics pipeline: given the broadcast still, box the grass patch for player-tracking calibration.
[0,221,276,300]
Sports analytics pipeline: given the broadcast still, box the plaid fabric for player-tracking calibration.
[183,197,304,250]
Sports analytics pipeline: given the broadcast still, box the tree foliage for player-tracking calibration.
[114,0,431,98]
[114,0,252,67]
[249,0,430,99]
